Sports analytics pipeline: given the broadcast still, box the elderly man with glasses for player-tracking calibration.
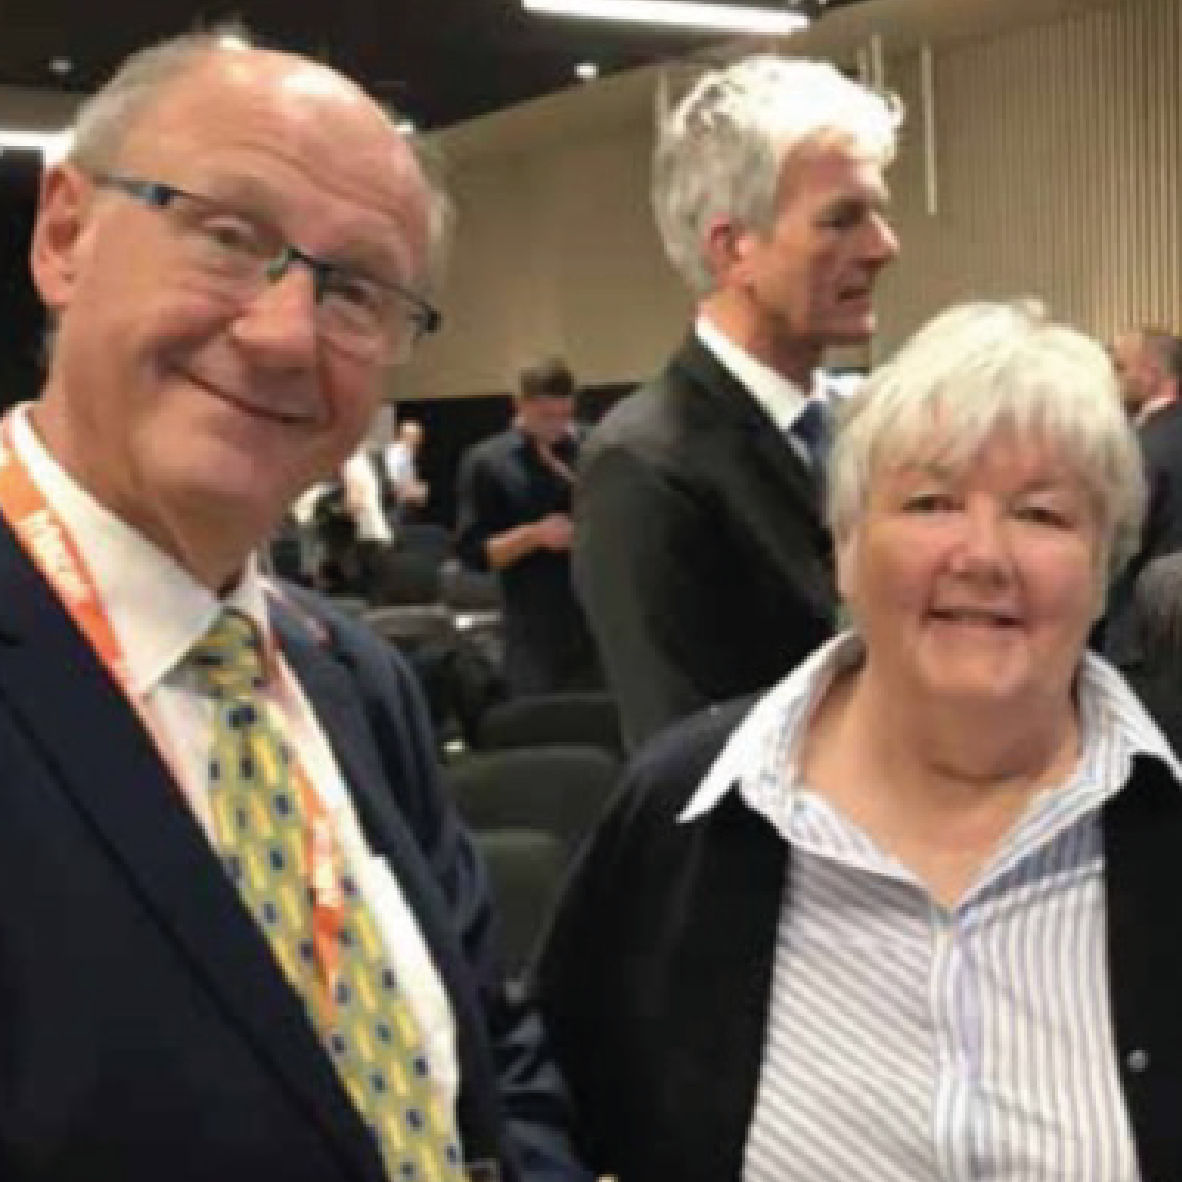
[0,25,589,1182]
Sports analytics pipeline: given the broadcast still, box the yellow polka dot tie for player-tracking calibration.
[189,609,466,1182]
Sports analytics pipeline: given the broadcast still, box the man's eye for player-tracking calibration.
[197,216,266,255]
[325,273,386,313]
[821,204,864,230]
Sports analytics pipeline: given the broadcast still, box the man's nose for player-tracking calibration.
[230,264,320,368]
[864,212,899,266]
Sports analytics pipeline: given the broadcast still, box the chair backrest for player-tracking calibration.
[364,604,457,643]
[446,744,620,856]
[474,828,567,976]
[475,692,623,756]
[440,558,502,611]
[399,522,454,563]
[377,549,443,605]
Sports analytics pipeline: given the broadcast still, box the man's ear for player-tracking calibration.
[30,164,93,313]
[703,215,754,286]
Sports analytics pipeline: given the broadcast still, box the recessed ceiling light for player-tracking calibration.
[575,61,599,81]
[522,0,810,35]
[396,118,417,135]
[49,57,73,77]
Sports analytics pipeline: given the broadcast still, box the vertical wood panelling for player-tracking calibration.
[877,0,1182,356]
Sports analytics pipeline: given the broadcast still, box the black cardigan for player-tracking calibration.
[535,699,1182,1182]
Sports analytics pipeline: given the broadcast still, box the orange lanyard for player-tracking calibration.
[0,413,344,1015]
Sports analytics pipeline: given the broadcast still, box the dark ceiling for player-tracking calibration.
[0,0,870,131]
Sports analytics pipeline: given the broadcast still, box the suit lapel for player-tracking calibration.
[673,334,822,516]
[273,609,505,1167]
[0,520,385,1182]
[672,335,835,616]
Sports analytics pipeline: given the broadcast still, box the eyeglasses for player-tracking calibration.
[91,172,442,364]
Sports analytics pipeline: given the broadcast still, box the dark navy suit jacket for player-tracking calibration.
[0,517,587,1182]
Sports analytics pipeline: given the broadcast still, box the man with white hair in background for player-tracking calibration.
[573,56,901,751]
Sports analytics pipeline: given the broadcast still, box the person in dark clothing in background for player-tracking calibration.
[1102,327,1182,668]
[573,56,901,752]
[455,359,601,696]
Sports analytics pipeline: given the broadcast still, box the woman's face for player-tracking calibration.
[837,432,1103,716]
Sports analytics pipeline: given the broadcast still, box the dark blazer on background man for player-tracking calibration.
[574,334,835,750]
[535,700,1182,1182]
[0,518,585,1182]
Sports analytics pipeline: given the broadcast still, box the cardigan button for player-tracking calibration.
[1126,1049,1149,1073]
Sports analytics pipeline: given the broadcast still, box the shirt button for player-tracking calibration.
[1126,1049,1150,1073]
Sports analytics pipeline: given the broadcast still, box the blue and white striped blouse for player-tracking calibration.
[682,632,1182,1182]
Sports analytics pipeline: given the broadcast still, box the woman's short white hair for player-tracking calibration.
[65,23,453,288]
[829,300,1147,582]
[652,55,902,296]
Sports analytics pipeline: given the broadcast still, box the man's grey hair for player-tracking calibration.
[64,22,453,288]
[652,56,902,295]
[828,299,1147,586]
[1134,553,1182,659]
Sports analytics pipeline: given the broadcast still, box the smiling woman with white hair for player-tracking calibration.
[538,301,1182,1182]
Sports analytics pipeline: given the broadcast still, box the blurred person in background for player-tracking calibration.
[456,358,601,696]
[1103,327,1182,667]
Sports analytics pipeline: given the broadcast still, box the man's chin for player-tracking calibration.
[823,318,876,347]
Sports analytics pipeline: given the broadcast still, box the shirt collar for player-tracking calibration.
[1136,393,1178,426]
[695,314,820,434]
[12,403,271,699]
[680,631,1182,825]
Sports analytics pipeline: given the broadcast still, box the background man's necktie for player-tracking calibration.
[792,397,831,471]
[189,609,466,1182]
[792,397,833,497]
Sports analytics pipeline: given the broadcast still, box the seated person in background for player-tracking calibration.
[573,56,901,752]
[537,301,1182,1182]
[383,418,430,523]
[342,439,395,597]
[0,24,589,1181]
[456,359,601,697]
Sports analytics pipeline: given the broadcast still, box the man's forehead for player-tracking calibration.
[778,141,887,201]
[112,50,423,226]
[1113,332,1145,362]
[120,49,396,159]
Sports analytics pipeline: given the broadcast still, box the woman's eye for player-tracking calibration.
[902,492,956,513]
[1017,504,1071,528]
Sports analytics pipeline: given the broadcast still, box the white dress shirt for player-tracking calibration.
[12,404,459,1108]
[695,314,825,468]
[342,448,392,543]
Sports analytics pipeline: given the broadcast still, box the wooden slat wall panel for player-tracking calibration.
[876,0,1182,357]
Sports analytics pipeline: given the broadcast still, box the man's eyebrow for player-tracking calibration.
[821,190,891,214]
[190,174,410,278]
[190,173,283,211]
